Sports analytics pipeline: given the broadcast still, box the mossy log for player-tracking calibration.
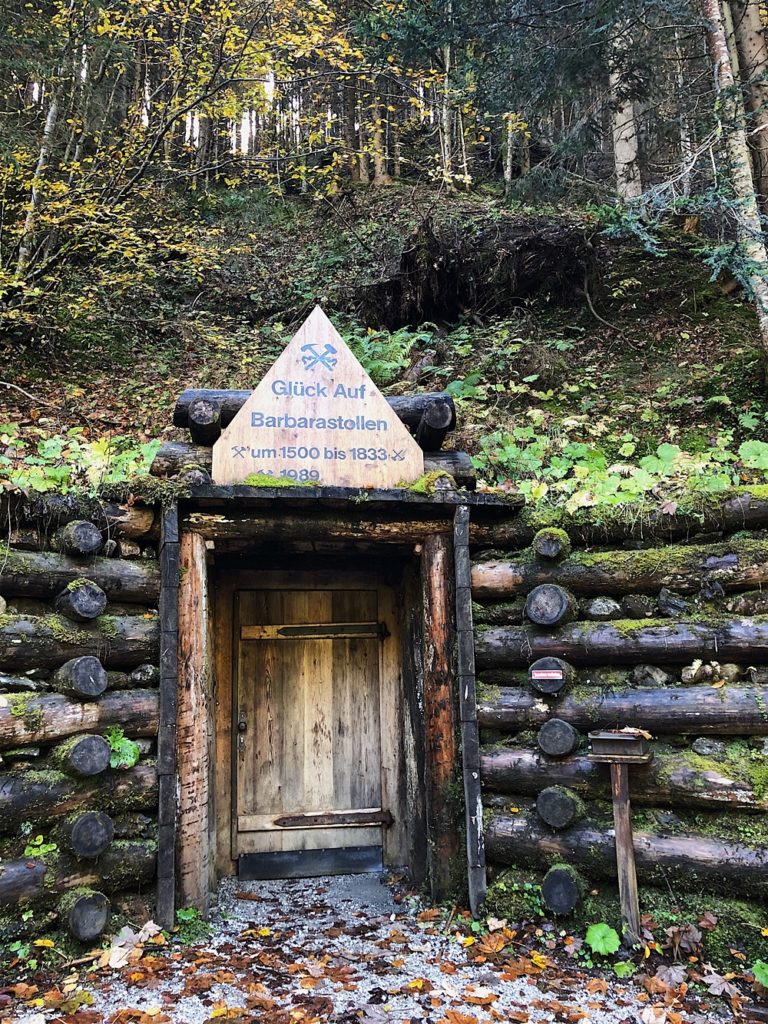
[61,811,114,858]
[50,734,111,777]
[478,684,768,734]
[536,786,585,829]
[474,618,768,668]
[174,387,457,432]
[471,537,768,599]
[150,441,477,489]
[0,839,156,908]
[0,764,157,829]
[532,528,572,561]
[525,585,578,627]
[0,548,159,603]
[485,812,768,895]
[54,521,103,557]
[480,746,767,811]
[0,613,159,670]
[53,656,108,698]
[537,718,580,757]
[1,495,156,539]
[0,689,158,748]
[54,581,108,622]
[541,863,585,914]
[59,888,110,941]
[473,600,526,626]
[528,657,575,695]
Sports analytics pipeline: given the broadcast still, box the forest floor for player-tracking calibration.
[2,875,737,1024]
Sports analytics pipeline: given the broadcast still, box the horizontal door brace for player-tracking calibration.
[241,622,388,641]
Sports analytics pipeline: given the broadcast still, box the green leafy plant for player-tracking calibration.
[173,906,211,944]
[23,834,58,858]
[752,960,768,988]
[613,960,637,978]
[585,922,621,956]
[105,726,141,769]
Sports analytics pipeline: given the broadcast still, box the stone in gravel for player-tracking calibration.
[582,596,622,621]
[692,737,726,757]
[632,664,673,688]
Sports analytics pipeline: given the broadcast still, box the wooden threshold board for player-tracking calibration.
[238,846,384,879]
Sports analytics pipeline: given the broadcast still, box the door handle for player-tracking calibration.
[238,712,247,733]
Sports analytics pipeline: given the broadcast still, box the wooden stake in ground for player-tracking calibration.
[588,729,652,946]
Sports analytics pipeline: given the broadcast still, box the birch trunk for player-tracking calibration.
[702,0,768,362]
[731,0,768,203]
[609,69,642,199]
[17,87,60,275]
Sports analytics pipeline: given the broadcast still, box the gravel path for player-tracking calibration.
[10,874,727,1024]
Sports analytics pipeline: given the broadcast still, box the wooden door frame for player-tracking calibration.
[174,504,485,916]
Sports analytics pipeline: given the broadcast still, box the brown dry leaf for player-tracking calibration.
[417,909,441,922]
[476,933,507,956]
[586,978,608,995]
[507,1013,529,1023]
[463,986,497,1006]
[436,1012,478,1024]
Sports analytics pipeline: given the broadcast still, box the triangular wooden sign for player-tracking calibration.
[212,306,424,487]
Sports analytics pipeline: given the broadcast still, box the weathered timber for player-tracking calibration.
[484,813,768,894]
[537,718,579,757]
[467,488,768,548]
[414,398,453,450]
[0,764,157,828]
[477,684,768,734]
[532,528,572,561]
[174,388,457,432]
[541,863,585,914]
[54,581,108,622]
[185,510,455,544]
[422,532,459,901]
[51,734,111,777]
[525,584,577,627]
[59,889,110,941]
[474,618,768,668]
[151,441,477,489]
[62,811,115,858]
[527,657,574,696]
[0,548,159,603]
[0,840,156,908]
[536,786,585,829]
[55,521,103,556]
[0,689,158,748]
[610,761,641,945]
[1,495,156,539]
[53,656,108,699]
[472,537,768,599]
[473,600,525,626]
[480,746,766,810]
[0,613,159,670]
[188,397,222,445]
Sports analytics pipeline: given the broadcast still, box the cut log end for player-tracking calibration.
[414,398,454,450]
[541,864,584,915]
[66,811,115,858]
[525,585,577,627]
[536,786,584,829]
[60,889,111,941]
[537,718,580,758]
[188,398,222,446]
[56,521,103,557]
[54,657,108,700]
[53,734,111,777]
[54,581,108,622]
[528,656,574,695]
[532,528,572,561]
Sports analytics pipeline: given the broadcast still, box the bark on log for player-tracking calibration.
[473,600,525,626]
[467,488,768,549]
[150,441,477,489]
[1,495,156,540]
[528,657,574,696]
[525,585,577,627]
[414,398,453,450]
[186,510,454,544]
[485,812,768,894]
[62,811,114,858]
[55,522,102,557]
[537,718,580,757]
[53,656,108,699]
[173,388,457,431]
[0,548,159,603]
[0,840,156,908]
[54,581,108,622]
[0,689,158,749]
[0,764,157,829]
[0,613,159,670]
[59,889,110,941]
[472,537,768,599]
[188,398,222,445]
[478,684,768,734]
[474,618,768,668]
[480,746,766,810]
[51,734,111,777]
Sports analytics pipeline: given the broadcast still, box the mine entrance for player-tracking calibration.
[225,567,409,880]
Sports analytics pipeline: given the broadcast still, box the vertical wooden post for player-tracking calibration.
[177,531,211,913]
[454,505,486,916]
[421,532,459,901]
[156,508,179,929]
[610,762,641,946]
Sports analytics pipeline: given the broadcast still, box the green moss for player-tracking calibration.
[43,615,92,645]
[95,614,119,639]
[66,578,92,592]
[485,867,545,921]
[5,693,43,730]
[476,681,501,704]
[532,527,572,559]
[99,477,188,510]
[240,473,314,488]
[407,470,457,495]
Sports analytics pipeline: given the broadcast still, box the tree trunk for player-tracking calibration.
[480,746,766,810]
[474,617,768,668]
[471,536,768,598]
[17,84,61,275]
[0,613,159,670]
[730,0,768,204]
[485,812,768,895]
[0,548,159,603]
[701,0,768,363]
[608,29,642,200]
[479,683,768,734]
[0,689,158,748]
[0,764,157,830]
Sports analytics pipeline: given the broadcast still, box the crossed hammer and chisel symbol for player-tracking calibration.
[300,342,338,371]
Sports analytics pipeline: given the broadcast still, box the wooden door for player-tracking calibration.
[234,583,386,877]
